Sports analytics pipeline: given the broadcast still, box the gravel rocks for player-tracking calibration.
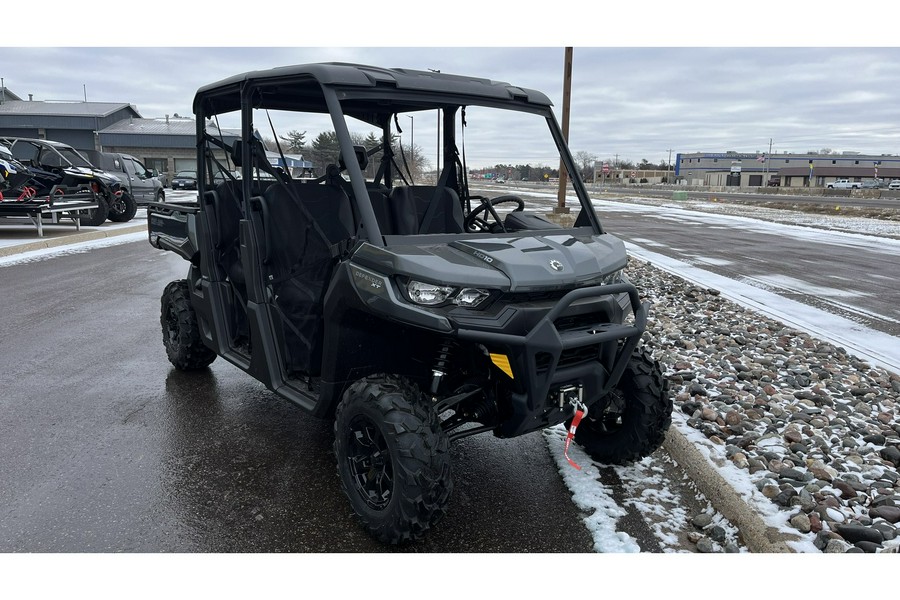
[627,258,900,553]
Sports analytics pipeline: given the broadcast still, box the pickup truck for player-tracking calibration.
[826,179,861,190]
[83,150,166,205]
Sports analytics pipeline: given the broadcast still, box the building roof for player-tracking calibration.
[0,87,23,102]
[0,100,140,118]
[100,117,239,137]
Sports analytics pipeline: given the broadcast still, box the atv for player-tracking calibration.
[0,137,136,225]
[147,63,672,544]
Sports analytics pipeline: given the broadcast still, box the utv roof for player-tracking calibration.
[193,62,553,116]
[1,137,77,148]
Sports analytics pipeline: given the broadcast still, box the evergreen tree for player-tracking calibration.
[279,130,307,153]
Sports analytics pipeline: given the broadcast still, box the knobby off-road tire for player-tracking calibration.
[107,191,137,222]
[80,195,109,227]
[334,375,452,544]
[572,347,672,465]
[160,279,216,370]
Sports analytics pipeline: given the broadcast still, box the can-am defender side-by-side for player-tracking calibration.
[147,63,672,544]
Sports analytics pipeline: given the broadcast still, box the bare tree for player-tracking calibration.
[574,151,598,180]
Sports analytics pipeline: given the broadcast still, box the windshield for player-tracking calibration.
[57,147,93,168]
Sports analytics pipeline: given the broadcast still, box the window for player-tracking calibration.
[144,157,168,174]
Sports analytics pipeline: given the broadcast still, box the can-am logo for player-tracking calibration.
[549,260,564,272]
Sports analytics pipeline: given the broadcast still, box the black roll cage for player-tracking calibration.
[193,69,605,247]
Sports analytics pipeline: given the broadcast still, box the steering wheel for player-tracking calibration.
[465,194,526,233]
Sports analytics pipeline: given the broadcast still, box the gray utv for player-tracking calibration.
[148,63,672,544]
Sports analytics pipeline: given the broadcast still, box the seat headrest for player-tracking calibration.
[230,140,243,167]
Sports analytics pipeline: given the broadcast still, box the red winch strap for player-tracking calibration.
[564,407,587,470]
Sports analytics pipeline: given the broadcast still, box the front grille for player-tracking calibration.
[535,345,601,373]
[554,313,606,331]
[498,289,570,304]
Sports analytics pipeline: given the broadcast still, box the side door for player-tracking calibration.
[124,157,153,203]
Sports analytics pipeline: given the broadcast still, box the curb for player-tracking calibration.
[662,427,803,553]
[0,224,147,258]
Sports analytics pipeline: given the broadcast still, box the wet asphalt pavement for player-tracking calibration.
[0,240,595,552]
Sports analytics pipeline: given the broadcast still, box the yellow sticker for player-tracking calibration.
[489,353,514,379]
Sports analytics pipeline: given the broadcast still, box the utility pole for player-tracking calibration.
[667,148,673,182]
[764,138,772,183]
[555,46,573,214]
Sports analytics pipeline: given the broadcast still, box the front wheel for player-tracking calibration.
[160,279,216,370]
[334,375,452,544]
[107,191,137,222]
[570,347,672,465]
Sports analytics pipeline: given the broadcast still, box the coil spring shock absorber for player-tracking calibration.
[430,338,458,395]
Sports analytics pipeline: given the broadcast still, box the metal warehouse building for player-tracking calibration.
[0,91,239,182]
[676,151,900,187]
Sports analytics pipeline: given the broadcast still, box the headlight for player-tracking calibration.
[407,280,455,305]
[453,288,491,308]
[406,281,492,309]
[601,269,625,285]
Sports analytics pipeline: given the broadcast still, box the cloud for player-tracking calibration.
[3,46,900,164]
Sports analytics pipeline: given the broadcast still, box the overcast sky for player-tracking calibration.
[4,3,900,167]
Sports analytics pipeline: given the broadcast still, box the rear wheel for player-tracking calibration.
[80,195,109,226]
[160,279,216,370]
[334,375,452,544]
[571,347,672,465]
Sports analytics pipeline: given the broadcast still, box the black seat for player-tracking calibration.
[260,181,354,374]
[387,185,464,234]
[210,180,246,291]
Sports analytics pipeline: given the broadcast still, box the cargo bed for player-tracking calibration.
[147,200,199,262]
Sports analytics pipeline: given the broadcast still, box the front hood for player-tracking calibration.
[65,166,120,186]
[449,234,627,290]
[354,233,628,292]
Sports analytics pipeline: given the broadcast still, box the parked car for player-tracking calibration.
[827,179,861,190]
[860,179,885,189]
[213,170,241,184]
[82,150,165,205]
[170,170,198,190]
[889,180,900,190]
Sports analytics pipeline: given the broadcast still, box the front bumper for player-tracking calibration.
[456,282,648,437]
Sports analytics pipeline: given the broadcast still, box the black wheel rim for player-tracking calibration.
[346,415,393,510]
